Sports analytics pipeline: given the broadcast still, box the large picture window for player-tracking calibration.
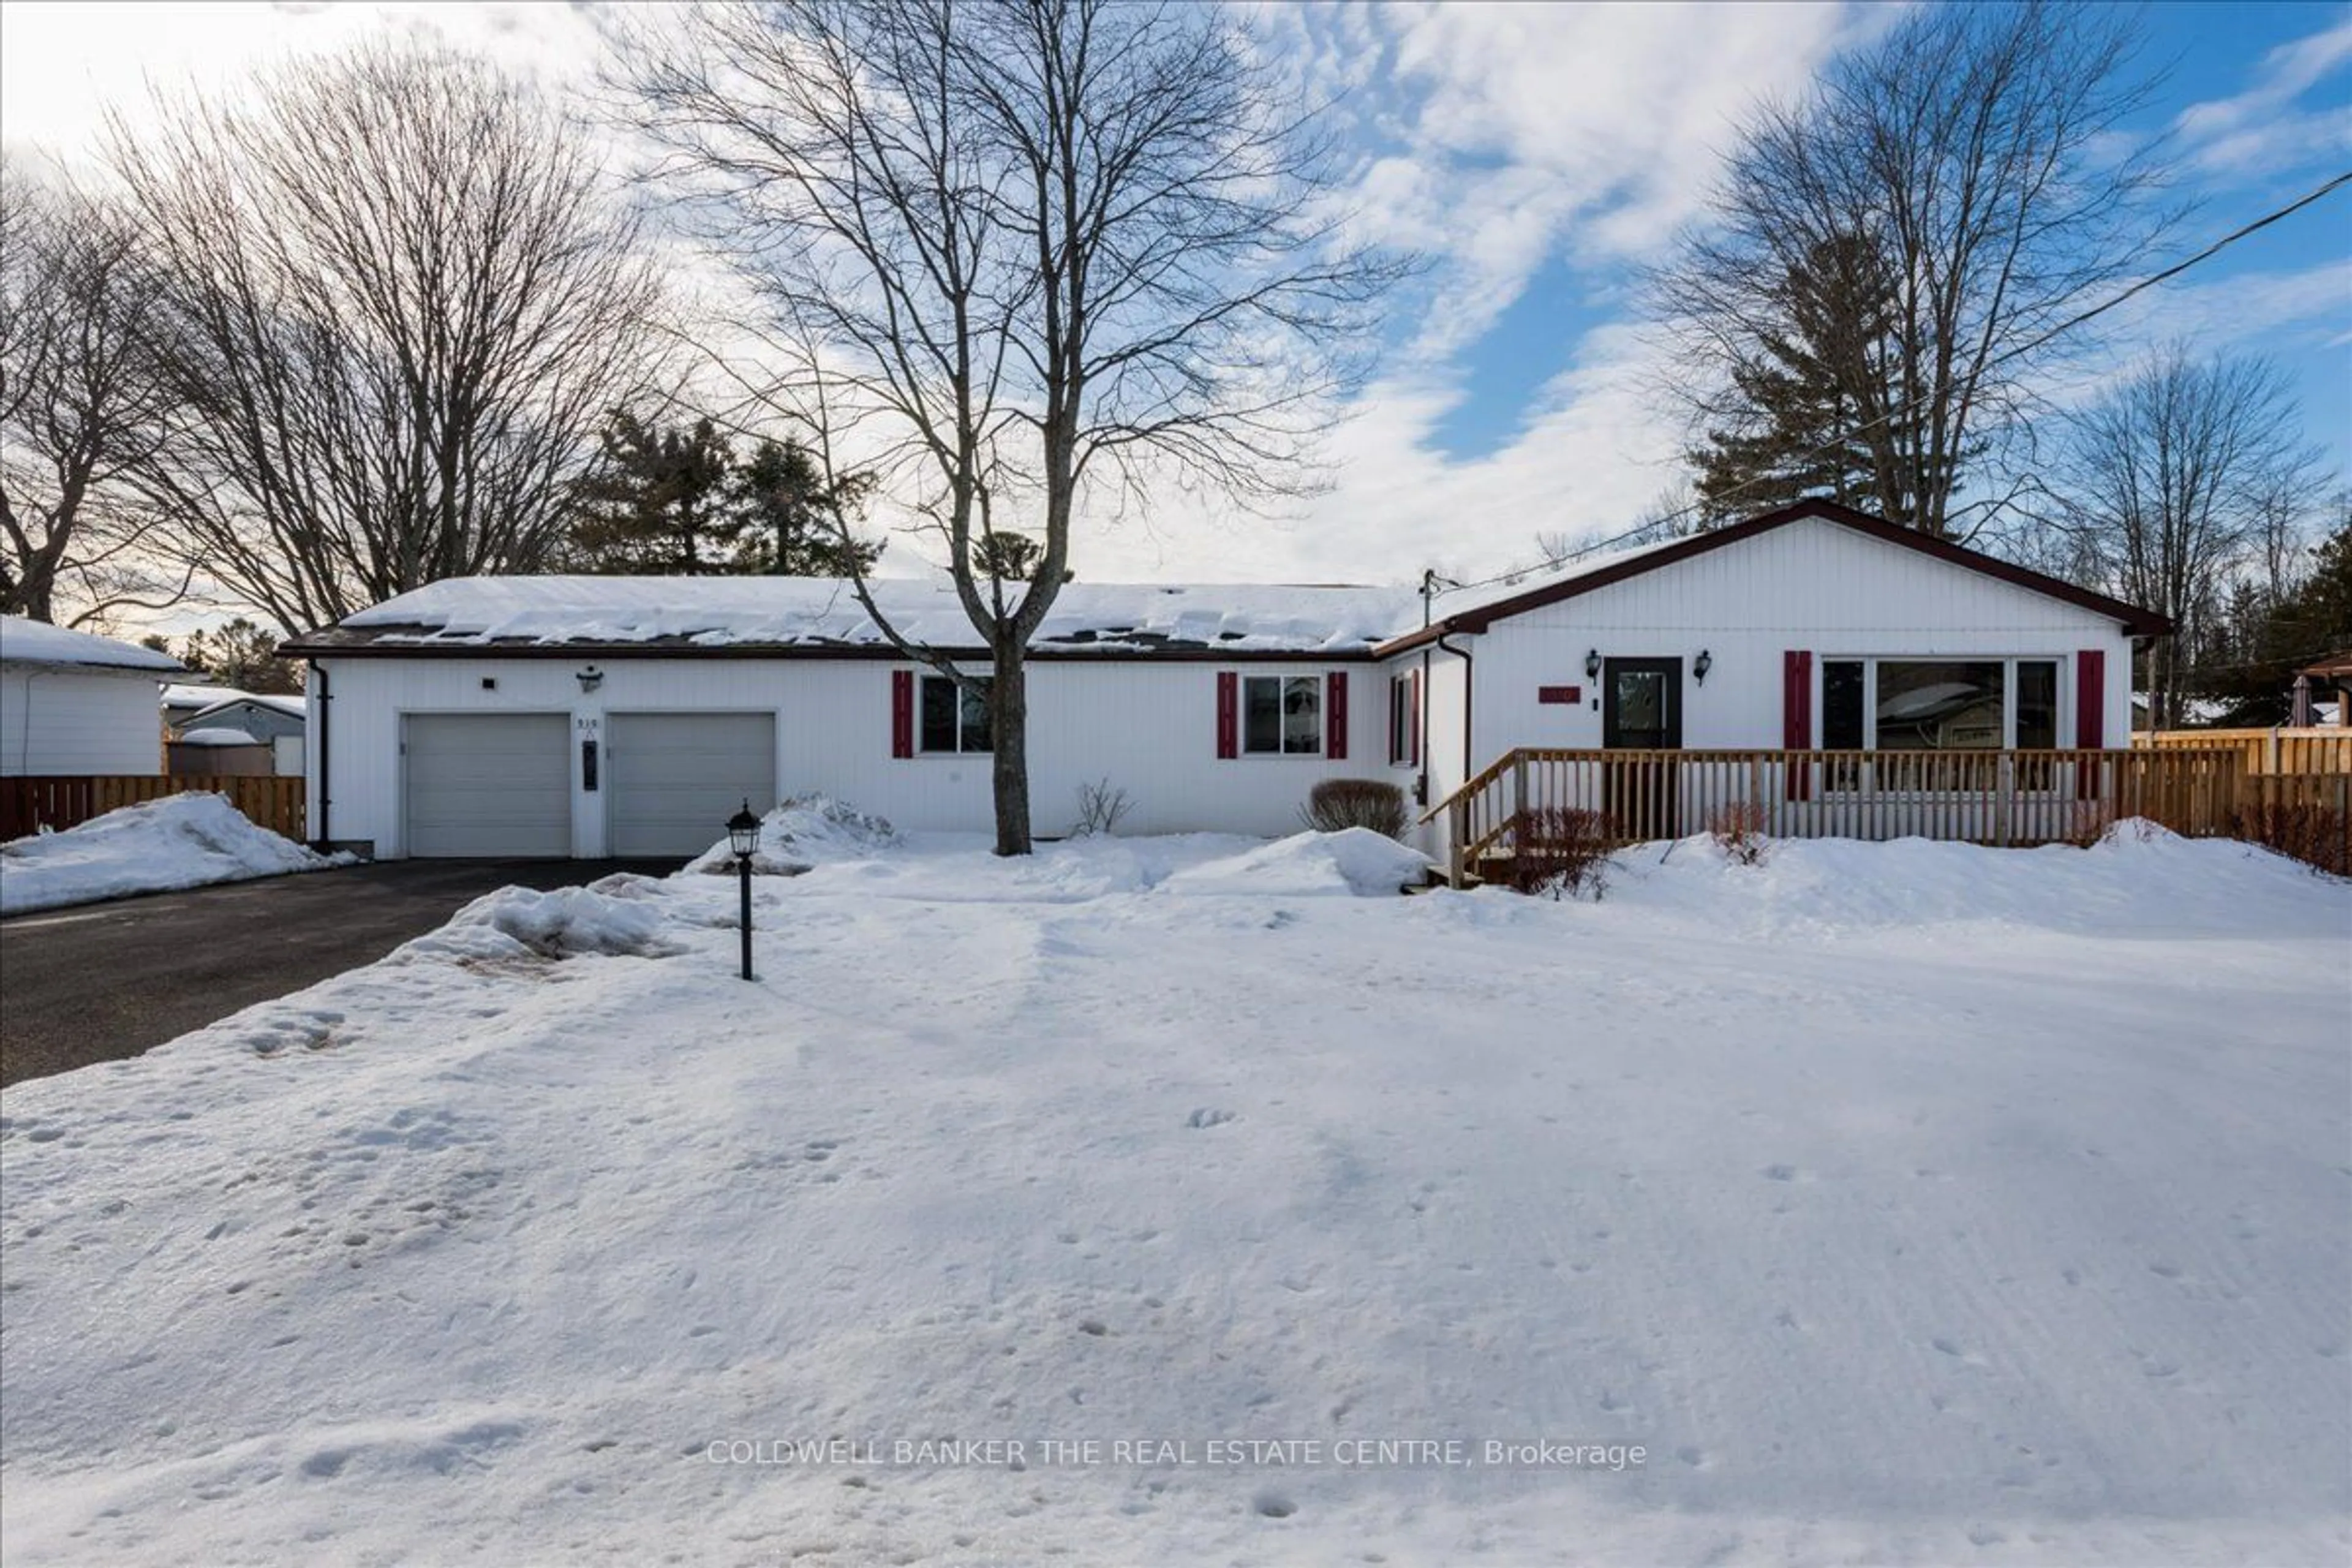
[1874,661,2005,751]
[1243,674,1321,756]
[1819,657,2066,786]
[919,675,992,754]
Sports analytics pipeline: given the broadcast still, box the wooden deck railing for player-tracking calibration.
[0,775,306,845]
[1428,747,2342,886]
[2136,726,2352,775]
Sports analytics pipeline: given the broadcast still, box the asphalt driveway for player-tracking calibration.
[0,859,684,1088]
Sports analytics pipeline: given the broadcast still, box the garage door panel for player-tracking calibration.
[405,713,570,858]
[608,713,775,858]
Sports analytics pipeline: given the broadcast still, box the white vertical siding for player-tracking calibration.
[0,668,165,776]
[314,655,1389,858]
[1462,515,2139,763]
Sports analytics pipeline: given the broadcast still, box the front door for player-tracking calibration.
[1602,658,1683,839]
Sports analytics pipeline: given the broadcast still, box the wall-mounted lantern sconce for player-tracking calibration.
[1694,649,1713,686]
[576,665,604,693]
[1584,649,1601,682]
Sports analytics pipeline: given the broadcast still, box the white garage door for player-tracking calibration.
[405,713,571,858]
[608,712,776,858]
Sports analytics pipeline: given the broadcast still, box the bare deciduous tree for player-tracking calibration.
[2046,349,2321,728]
[0,156,185,624]
[1650,1,2173,540]
[616,0,1399,854]
[106,42,668,635]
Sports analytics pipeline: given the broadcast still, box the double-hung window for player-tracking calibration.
[1242,674,1321,756]
[919,674,992,753]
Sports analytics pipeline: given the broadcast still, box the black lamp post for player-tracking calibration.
[726,800,761,981]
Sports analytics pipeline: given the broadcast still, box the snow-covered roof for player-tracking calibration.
[0,615,185,675]
[186,692,305,723]
[161,682,232,709]
[295,576,1425,658]
[173,726,260,746]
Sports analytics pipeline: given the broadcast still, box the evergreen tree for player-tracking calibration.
[1687,232,1899,525]
[179,617,300,692]
[727,438,878,576]
[567,412,743,574]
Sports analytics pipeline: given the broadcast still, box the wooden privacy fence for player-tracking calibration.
[1433,747,2346,886]
[2138,726,2352,775]
[0,775,306,845]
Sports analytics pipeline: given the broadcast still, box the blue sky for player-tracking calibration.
[2,1,2347,595]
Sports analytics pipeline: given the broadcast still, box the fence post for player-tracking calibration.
[1448,795,1468,890]
[2265,727,2280,776]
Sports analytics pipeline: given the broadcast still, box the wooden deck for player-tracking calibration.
[1430,747,2348,887]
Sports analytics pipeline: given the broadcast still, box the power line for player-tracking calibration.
[1430,168,2352,604]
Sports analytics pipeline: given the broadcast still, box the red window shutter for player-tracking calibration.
[1409,669,1423,766]
[2075,650,2105,748]
[2075,649,2106,799]
[1784,650,1813,801]
[1216,671,1238,759]
[891,669,914,758]
[1327,671,1348,760]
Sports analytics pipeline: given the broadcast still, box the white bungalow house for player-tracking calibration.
[1,616,186,777]
[279,502,2166,861]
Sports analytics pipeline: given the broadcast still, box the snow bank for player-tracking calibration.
[1602,818,2337,941]
[0,793,347,916]
[1161,827,1432,897]
[682,795,901,876]
[2,832,2345,1564]
[419,884,686,962]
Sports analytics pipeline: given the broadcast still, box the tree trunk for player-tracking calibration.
[990,642,1032,856]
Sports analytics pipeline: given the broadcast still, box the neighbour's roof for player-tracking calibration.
[1377,499,2172,654]
[175,726,260,746]
[0,615,186,675]
[161,682,232,709]
[185,693,305,724]
[284,577,1423,660]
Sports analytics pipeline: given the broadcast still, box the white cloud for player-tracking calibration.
[2172,15,2352,176]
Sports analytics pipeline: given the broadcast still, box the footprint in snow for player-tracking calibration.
[1186,1108,1237,1129]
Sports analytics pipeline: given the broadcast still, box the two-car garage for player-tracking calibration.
[401,711,775,859]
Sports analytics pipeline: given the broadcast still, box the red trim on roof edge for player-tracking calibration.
[1374,500,2172,656]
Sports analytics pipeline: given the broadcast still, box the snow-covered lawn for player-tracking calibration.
[1,793,349,917]
[2,816,2346,1566]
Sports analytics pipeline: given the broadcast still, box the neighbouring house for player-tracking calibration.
[165,726,276,777]
[160,682,234,730]
[178,692,306,776]
[2294,652,2351,728]
[1,616,186,777]
[279,500,2166,861]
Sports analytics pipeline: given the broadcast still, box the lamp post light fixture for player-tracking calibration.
[726,799,761,981]
[1694,649,1713,686]
[1584,649,1602,682]
[576,665,605,694]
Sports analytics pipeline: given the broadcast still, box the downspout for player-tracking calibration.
[311,662,333,852]
[1436,632,1474,785]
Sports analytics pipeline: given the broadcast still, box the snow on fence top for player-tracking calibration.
[325,576,1427,656]
[0,614,185,674]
